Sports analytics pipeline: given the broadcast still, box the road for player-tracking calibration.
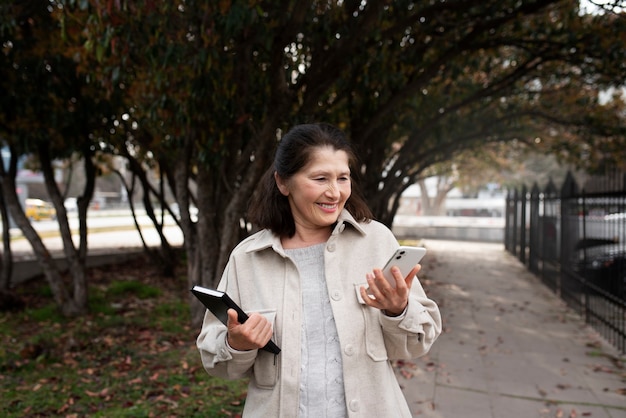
[7,209,184,259]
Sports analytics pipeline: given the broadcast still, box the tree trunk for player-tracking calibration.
[0,148,81,316]
[172,136,206,327]
[418,180,437,215]
[38,143,92,314]
[418,177,455,216]
[0,184,13,290]
[121,147,177,276]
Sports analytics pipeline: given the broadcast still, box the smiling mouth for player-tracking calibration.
[318,203,338,210]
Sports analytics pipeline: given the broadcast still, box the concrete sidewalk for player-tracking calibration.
[398,240,626,418]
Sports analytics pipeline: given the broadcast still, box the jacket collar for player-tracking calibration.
[245,209,366,255]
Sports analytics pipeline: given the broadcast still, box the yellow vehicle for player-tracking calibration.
[25,198,56,221]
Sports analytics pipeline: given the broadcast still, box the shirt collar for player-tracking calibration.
[245,209,366,254]
[333,209,366,236]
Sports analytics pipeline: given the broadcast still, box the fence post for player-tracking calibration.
[529,183,540,274]
[512,188,519,256]
[519,185,527,265]
[505,190,512,251]
[504,190,511,252]
[560,172,579,298]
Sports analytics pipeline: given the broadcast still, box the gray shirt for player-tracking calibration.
[285,243,347,418]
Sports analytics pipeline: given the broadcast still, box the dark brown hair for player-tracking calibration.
[248,123,372,237]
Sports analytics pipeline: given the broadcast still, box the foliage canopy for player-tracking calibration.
[1,0,624,320]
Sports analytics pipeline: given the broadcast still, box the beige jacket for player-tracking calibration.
[196,210,442,417]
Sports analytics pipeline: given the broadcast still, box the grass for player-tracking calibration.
[0,257,248,417]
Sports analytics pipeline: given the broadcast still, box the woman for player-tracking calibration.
[196,123,442,417]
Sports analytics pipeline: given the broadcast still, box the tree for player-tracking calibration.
[54,0,626,325]
[0,1,117,315]
[346,1,626,225]
[2,0,622,322]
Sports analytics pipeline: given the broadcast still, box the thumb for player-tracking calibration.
[226,309,241,329]
[404,265,421,288]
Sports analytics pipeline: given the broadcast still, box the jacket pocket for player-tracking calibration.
[354,283,389,362]
[251,309,279,389]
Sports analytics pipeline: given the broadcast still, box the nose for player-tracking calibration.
[326,180,340,197]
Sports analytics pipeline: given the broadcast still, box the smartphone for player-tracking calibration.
[381,246,427,287]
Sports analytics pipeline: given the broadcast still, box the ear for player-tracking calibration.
[274,172,290,196]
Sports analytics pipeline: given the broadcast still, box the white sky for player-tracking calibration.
[579,0,624,14]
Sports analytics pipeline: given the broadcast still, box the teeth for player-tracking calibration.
[319,203,337,209]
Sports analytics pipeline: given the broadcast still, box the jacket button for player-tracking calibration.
[327,243,336,252]
[344,344,355,356]
[331,290,342,301]
[349,399,360,412]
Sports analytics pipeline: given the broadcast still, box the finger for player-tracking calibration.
[247,314,273,346]
[397,264,420,291]
[373,268,397,292]
[259,320,273,345]
[360,284,379,301]
[406,264,420,286]
[406,264,421,280]
[384,266,406,290]
[366,272,388,301]
[360,285,383,309]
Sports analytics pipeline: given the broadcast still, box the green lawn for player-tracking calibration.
[0,258,248,417]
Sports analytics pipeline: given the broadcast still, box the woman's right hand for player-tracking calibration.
[226,309,273,351]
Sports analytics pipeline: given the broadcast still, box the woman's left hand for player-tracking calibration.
[359,264,421,316]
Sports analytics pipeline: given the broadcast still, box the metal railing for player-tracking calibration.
[505,170,626,354]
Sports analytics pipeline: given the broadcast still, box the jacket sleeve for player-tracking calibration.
[378,278,442,360]
[196,261,259,380]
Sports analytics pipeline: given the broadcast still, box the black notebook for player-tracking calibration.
[191,285,281,354]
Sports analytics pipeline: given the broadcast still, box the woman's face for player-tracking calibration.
[276,146,352,234]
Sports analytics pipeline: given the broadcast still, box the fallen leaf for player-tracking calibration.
[400,369,414,379]
[85,388,109,398]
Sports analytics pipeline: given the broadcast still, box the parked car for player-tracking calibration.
[574,242,626,300]
[24,198,56,221]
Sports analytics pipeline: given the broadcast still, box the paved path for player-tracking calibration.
[398,240,625,418]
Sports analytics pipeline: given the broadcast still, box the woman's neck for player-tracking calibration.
[281,227,331,249]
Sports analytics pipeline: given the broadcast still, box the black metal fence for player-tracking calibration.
[505,170,626,354]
